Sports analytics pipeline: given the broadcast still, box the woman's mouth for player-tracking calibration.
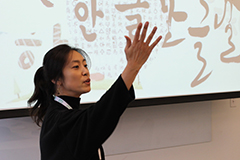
[84,78,91,85]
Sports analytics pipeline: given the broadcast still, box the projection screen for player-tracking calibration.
[0,0,240,111]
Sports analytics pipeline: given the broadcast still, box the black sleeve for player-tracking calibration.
[58,75,135,157]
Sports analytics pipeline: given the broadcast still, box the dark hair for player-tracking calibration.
[28,44,90,126]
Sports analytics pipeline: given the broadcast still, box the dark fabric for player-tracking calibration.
[40,75,135,160]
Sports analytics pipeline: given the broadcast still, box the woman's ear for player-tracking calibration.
[51,79,56,84]
[51,79,63,86]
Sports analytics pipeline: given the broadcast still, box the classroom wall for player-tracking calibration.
[103,101,212,155]
[106,98,240,160]
[0,98,239,160]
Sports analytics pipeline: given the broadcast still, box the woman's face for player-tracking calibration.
[57,50,91,97]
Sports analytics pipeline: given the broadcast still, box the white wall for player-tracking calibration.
[106,98,240,160]
[104,101,212,155]
[0,98,239,160]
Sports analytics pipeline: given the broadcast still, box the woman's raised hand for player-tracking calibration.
[124,21,162,71]
[122,21,162,90]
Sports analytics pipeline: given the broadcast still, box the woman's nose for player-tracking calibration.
[82,66,89,76]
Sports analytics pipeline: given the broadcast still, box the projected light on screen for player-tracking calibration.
[0,0,240,110]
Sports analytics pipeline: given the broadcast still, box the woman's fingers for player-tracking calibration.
[133,23,142,44]
[140,22,149,42]
[124,36,132,50]
[145,26,157,45]
[125,21,162,54]
[150,35,162,51]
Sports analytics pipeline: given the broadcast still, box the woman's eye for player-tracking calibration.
[84,64,88,68]
[73,65,79,69]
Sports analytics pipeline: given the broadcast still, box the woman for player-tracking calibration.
[28,22,162,160]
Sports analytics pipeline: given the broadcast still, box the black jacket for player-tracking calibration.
[40,75,135,160]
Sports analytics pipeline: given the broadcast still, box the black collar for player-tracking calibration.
[58,96,81,110]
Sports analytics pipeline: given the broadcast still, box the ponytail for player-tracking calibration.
[28,66,54,126]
